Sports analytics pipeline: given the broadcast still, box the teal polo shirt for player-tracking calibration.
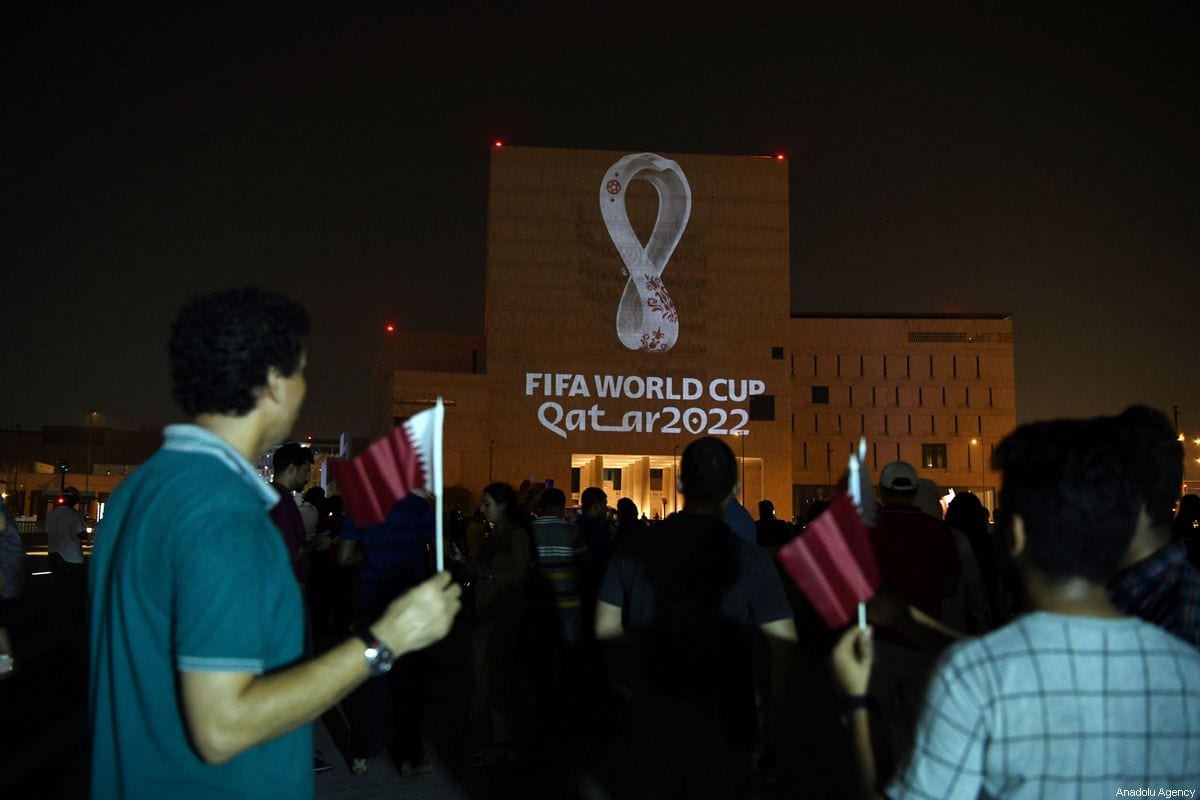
[89,425,310,799]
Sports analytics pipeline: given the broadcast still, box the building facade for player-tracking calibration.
[373,146,1017,519]
[789,314,1015,513]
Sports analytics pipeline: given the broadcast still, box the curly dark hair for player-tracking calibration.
[1111,405,1183,528]
[993,417,1140,583]
[169,287,311,416]
[680,436,738,505]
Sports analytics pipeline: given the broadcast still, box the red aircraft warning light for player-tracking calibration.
[384,323,396,334]
[776,153,786,160]
[493,140,503,148]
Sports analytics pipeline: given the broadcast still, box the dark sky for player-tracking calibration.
[4,4,1198,454]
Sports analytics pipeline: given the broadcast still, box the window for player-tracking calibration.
[771,346,784,360]
[749,394,775,421]
[649,469,663,491]
[811,386,830,404]
[602,468,622,490]
[922,444,948,470]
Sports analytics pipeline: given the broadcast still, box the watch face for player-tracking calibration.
[364,642,393,675]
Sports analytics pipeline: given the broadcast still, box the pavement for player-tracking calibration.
[1,574,851,799]
[312,716,467,800]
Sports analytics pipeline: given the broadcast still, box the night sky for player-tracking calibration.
[4,4,1198,462]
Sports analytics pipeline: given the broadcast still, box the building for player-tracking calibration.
[789,314,1015,513]
[0,425,162,520]
[0,426,345,522]
[372,145,1017,519]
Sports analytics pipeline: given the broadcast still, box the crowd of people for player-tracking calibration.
[2,286,1199,799]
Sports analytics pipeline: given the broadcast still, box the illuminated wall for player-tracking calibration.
[381,145,793,514]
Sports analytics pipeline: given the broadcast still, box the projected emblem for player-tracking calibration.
[599,153,692,353]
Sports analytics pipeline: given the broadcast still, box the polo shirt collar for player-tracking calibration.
[161,424,278,509]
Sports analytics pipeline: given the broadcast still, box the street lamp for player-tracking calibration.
[733,431,748,504]
[970,438,985,499]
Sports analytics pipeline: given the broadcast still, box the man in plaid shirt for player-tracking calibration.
[833,415,1200,799]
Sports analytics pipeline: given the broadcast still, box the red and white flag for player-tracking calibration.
[777,440,881,628]
[328,399,444,528]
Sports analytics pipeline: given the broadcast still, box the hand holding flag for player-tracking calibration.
[328,398,447,570]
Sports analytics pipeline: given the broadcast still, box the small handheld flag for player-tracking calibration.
[328,398,447,570]
[777,441,881,629]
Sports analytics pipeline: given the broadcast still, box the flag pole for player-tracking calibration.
[850,440,869,631]
[434,397,445,573]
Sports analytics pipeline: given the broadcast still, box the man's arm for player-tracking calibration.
[594,599,623,641]
[179,571,460,764]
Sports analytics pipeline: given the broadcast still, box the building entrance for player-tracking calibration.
[571,452,764,520]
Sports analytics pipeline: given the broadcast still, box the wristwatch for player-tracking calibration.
[357,629,394,676]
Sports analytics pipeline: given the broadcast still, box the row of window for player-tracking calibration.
[809,385,995,408]
[798,441,995,471]
[792,353,987,380]
[795,412,986,436]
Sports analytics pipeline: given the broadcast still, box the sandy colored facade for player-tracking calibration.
[789,314,1015,512]
[373,146,1016,519]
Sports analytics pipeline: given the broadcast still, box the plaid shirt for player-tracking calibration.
[888,612,1200,800]
[1109,539,1200,647]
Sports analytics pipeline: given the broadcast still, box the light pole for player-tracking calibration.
[85,410,97,498]
[970,438,985,499]
[734,431,748,504]
[672,444,680,513]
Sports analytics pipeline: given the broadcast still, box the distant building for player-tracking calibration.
[0,428,356,521]
[370,145,1018,520]
[0,425,161,519]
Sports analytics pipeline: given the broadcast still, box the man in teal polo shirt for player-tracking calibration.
[89,288,461,799]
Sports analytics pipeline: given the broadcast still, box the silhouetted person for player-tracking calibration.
[1107,405,1200,645]
[866,461,960,770]
[755,499,792,549]
[613,496,645,552]
[465,482,530,763]
[596,437,797,799]
[946,491,1005,626]
[338,493,436,776]
[46,485,87,634]
[526,486,589,736]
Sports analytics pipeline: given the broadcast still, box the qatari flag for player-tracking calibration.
[777,490,881,629]
[328,400,444,529]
